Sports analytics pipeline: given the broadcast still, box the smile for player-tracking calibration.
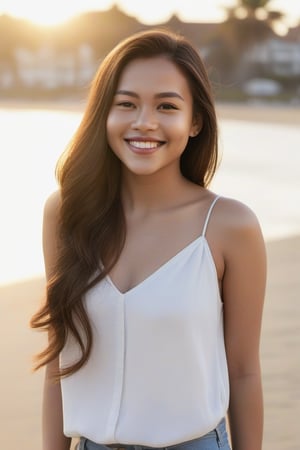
[126,140,163,149]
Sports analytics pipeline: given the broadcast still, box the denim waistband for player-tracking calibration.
[78,418,230,450]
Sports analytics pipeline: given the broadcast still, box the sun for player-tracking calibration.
[16,9,75,27]
[0,0,113,26]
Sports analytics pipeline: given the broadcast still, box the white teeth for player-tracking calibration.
[128,140,160,149]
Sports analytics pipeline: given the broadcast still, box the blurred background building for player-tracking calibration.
[0,1,299,102]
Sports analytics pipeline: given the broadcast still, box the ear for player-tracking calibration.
[189,114,203,138]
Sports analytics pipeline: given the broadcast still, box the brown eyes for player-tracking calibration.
[115,101,178,110]
[116,101,134,108]
[158,103,178,110]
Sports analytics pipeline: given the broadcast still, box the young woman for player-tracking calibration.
[31,29,266,450]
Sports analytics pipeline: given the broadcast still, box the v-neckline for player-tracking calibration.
[105,235,205,296]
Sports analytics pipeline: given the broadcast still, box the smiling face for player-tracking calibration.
[106,56,201,178]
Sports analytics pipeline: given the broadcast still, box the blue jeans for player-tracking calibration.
[77,418,231,450]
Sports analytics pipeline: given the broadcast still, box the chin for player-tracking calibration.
[123,163,161,176]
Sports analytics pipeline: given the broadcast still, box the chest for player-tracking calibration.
[108,221,202,295]
[107,196,224,294]
[108,229,223,295]
[88,237,221,328]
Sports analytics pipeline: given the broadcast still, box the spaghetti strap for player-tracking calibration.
[202,196,221,237]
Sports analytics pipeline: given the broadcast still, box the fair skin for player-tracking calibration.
[42,196,71,450]
[42,56,266,450]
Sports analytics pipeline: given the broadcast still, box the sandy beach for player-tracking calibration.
[0,235,299,450]
[0,101,299,449]
[216,102,300,125]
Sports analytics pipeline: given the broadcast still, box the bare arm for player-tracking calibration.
[42,191,71,450]
[43,358,71,450]
[221,200,266,450]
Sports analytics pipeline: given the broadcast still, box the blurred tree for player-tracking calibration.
[238,0,285,29]
[222,0,284,47]
[208,0,285,82]
[237,0,271,17]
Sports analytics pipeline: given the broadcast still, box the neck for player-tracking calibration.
[121,166,191,214]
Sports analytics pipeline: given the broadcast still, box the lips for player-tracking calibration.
[127,140,162,149]
[125,138,165,153]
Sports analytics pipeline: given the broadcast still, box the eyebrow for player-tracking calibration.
[115,90,184,101]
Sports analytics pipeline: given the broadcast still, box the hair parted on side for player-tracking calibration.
[30,28,219,379]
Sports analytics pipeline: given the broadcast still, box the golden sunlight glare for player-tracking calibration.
[0,0,298,27]
[0,0,112,26]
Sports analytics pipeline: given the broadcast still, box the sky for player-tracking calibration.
[0,0,299,28]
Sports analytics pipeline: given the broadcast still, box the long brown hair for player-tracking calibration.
[30,28,219,378]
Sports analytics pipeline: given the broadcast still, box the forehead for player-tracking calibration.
[116,56,191,95]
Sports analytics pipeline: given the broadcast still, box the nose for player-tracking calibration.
[131,106,158,131]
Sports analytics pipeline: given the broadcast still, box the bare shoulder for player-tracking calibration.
[44,190,61,219]
[205,195,266,286]
[215,196,263,237]
[42,191,62,278]
[212,196,266,260]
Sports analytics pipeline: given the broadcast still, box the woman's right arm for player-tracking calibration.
[42,191,71,450]
[43,358,71,450]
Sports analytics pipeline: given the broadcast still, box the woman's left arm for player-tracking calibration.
[222,201,267,450]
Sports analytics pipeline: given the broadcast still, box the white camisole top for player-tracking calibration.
[60,195,229,446]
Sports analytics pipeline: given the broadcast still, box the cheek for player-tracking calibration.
[166,111,193,131]
[106,112,116,134]
[170,117,194,142]
[106,113,119,148]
